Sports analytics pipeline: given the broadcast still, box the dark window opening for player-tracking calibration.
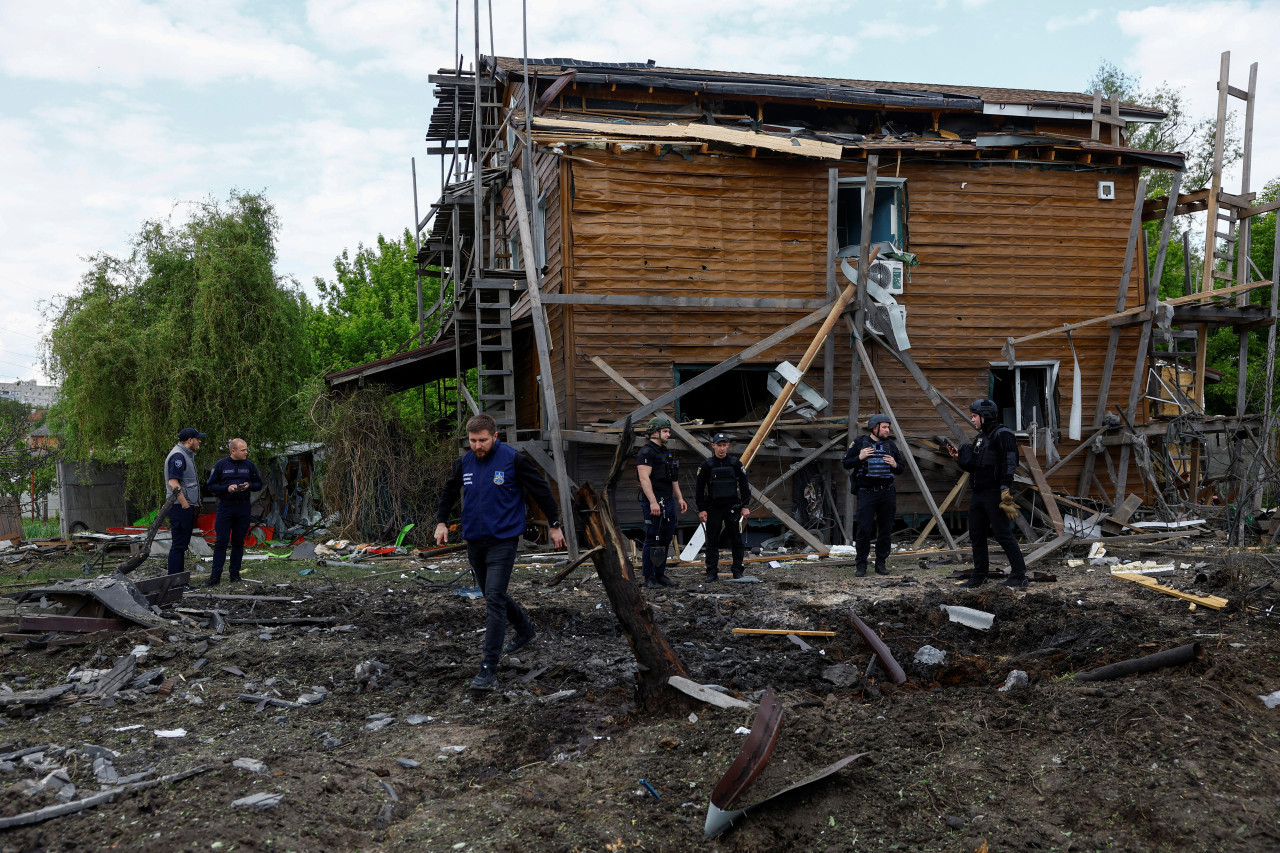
[836,179,906,253]
[989,365,1059,433]
[674,365,774,424]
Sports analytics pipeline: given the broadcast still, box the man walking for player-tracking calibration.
[434,414,566,691]
[842,414,903,576]
[205,438,263,586]
[636,416,686,589]
[695,433,750,582]
[948,399,1028,588]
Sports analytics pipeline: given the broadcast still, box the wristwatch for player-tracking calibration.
[549,521,562,529]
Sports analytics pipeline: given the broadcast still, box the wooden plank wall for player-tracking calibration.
[530,147,1149,512]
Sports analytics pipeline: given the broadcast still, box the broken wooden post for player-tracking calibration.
[511,168,579,559]
[738,248,880,470]
[573,419,690,711]
[913,472,968,548]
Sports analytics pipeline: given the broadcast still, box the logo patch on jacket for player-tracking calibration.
[173,458,184,469]
[493,470,505,485]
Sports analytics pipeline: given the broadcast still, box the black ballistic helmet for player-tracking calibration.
[970,398,999,420]
[868,414,891,431]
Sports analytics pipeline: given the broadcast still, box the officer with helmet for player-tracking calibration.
[948,398,1028,587]
[695,432,750,582]
[842,413,904,576]
[637,416,687,589]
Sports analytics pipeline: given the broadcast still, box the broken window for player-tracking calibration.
[673,366,775,424]
[987,362,1059,434]
[506,191,548,272]
[836,177,907,253]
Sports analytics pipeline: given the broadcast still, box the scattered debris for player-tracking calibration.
[1075,642,1203,682]
[940,605,994,631]
[997,670,1029,692]
[668,677,752,710]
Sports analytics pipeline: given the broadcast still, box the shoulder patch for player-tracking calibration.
[493,469,506,485]
[172,458,185,469]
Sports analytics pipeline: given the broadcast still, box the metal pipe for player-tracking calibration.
[847,610,907,684]
[1075,642,1202,682]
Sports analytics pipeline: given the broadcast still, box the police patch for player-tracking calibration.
[493,470,506,485]
[173,458,184,469]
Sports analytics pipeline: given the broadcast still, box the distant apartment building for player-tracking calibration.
[0,379,58,408]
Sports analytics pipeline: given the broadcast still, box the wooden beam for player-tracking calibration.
[1112,572,1229,610]
[912,472,968,548]
[739,250,876,469]
[1013,278,1273,346]
[758,433,849,498]
[731,628,837,637]
[511,169,579,559]
[589,355,830,553]
[539,293,827,310]
[1020,446,1064,535]
[608,299,837,428]
[870,334,969,441]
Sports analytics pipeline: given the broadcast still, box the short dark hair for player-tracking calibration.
[466,413,498,435]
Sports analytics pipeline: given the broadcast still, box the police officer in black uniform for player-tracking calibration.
[842,414,904,576]
[637,416,687,589]
[205,437,263,585]
[948,399,1029,588]
[695,432,751,582]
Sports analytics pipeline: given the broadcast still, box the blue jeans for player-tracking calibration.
[167,504,195,575]
[969,488,1028,578]
[855,485,896,569]
[211,503,251,581]
[641,497,677,579]
[467,537,533,669]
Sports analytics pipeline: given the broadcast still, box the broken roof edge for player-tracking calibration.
[484,55,1166,120]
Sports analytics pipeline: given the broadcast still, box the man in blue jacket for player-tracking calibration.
[434,414,567,691]
[205,438,263,586]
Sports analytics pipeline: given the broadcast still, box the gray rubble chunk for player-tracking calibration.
[232,792,284,809]
[395,758,420,769]
[914,645,947,666]
[365,718,394,732]
[822,663,860,688]
[998,670,1029,692]
[405,714,431,726]
[232,758,268,774]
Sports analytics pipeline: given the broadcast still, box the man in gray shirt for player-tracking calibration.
[164,427,205,575]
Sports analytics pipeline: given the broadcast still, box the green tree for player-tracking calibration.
[309,230,462,435]
[309,229,441,373]
[43,192,312,505]
[0,398,58,517]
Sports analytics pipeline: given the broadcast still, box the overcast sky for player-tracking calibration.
[2,0,1277,384]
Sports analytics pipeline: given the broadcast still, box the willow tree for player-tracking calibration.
[44,193,311,505]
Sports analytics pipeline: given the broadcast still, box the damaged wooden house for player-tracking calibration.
[325,53,1279,553]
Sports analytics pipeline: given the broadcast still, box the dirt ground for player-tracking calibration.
[2,540,1279,853]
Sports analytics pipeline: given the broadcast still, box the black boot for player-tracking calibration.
[704,569,718,582]
[854,564,867,577]
[1002,575,1028,588]
[874,562,889,576]
[961,573,988,588]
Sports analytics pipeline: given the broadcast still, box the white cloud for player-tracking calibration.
[1047,9,1102,31]
[1120,2,1280,192]
[0,0,333,87]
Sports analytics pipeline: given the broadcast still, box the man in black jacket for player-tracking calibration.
[842,414,903,576]
[695,433,750,582]
[948,399,1028,588]
[205,438,263,585]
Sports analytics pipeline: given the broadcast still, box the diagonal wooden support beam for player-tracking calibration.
[590,355,830,554]
[512,169,579,558]
[1020,446,1064,535]
[608,299,837,429]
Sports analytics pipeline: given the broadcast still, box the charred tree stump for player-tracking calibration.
[574,419,689,711]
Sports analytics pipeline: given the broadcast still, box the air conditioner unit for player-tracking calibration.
[867,258,905,295]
